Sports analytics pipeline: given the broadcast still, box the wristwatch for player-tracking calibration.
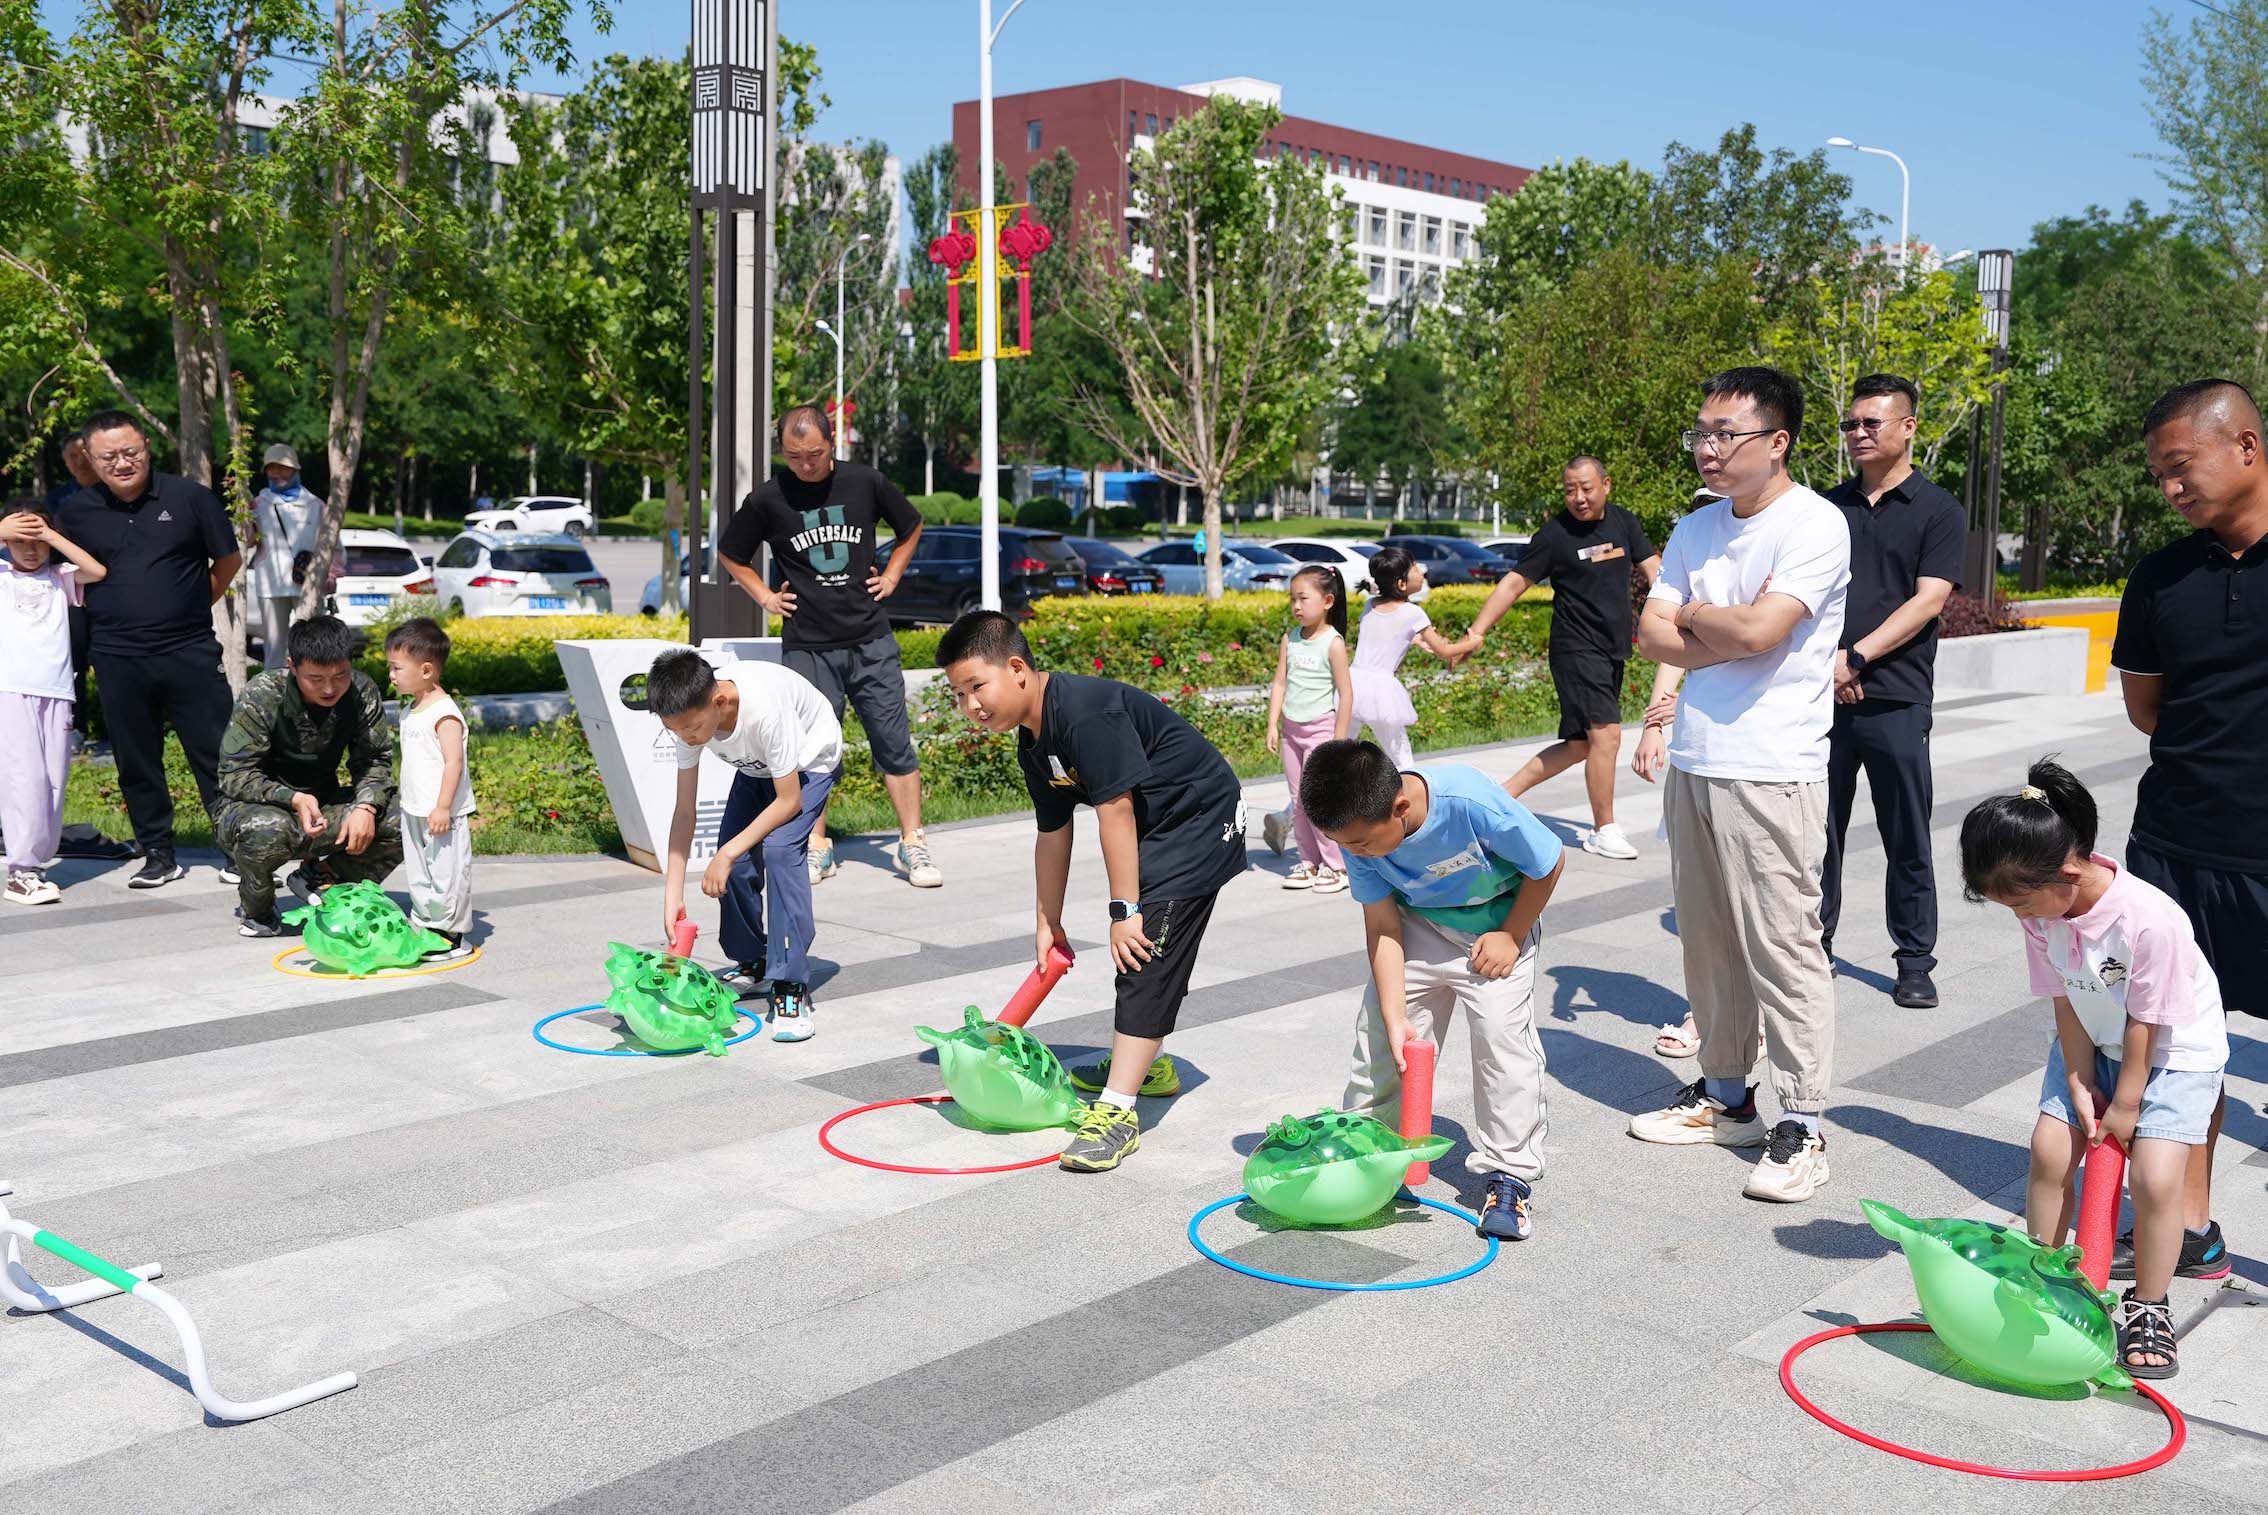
[1108,899,1140,922]
[1845,647,1870,675]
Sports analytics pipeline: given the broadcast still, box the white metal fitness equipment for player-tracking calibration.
[0,1182,357,1422]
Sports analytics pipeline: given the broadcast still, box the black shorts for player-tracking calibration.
[1114,892,1220,1040]
[2126,839,2268,1020]
[1549,651,1625,741]
[785,634,920,777]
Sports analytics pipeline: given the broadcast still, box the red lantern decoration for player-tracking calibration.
[928,203,1052,362]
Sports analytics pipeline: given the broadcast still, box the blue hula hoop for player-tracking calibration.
[1187,1191,1499,1291]
[531,1004,765,1058]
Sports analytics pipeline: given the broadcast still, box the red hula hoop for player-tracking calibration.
[817,1094,1062,1175]
[1780,1322,2185,1482]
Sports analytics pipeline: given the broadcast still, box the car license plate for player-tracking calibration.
[1056,576,1079,590]
[527,595,565,610]
[349,594,387,607]
[1131,581,1154,593]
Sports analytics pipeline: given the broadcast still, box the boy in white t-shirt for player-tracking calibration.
[647,648,844,1041]
[1962,759,2228,1380]
[0,497,109,905]
[1627,366,1852,1204]
[383,617,475,959]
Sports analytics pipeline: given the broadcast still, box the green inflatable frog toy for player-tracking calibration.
[282,880,449,977]
[1242,1109,1454,1227]
[1862,1200,2130,1390]
[914,1006,1084,1131]
[602,941,742,1056]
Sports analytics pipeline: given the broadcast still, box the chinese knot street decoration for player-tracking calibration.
[927,202,1053,362]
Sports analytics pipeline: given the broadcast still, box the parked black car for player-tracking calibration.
[1063,536,1167,596]
[889,526,1091,625]
[1377,534,1518,585]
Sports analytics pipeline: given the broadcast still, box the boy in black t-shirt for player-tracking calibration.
[1453,456,1660,860]
[937,610,1248,1171]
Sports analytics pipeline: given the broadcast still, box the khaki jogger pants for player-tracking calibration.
[1662,766,1835,1116]
[1342,909,1547,1182]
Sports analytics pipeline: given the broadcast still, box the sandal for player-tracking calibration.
[2118,1289,2178,1379]
[1654,1016,1700,1058]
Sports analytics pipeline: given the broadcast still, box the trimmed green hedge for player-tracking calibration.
[351,612,689,697]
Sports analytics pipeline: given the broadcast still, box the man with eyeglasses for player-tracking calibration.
[1627,366,1850,1204]
[1817,374,1963,1011]
[55,411,243,889]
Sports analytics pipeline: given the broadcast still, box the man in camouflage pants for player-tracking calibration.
[217,614,401,936]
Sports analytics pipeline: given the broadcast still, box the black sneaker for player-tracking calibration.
[235,907,289,938]
[421,932,474,962]
[2109,1219,2231,1282]
[1476,1173,1534,1240]
[285,860,337,910]
[1892,969,1939,1008]
[129,854,187,889]
[1059,1101,1141,1172]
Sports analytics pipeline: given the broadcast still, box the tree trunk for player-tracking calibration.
[662,468,686,614]
[1202,483,1224,600]
[527,442,538,495]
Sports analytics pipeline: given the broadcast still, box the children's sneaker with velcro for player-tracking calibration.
[1059,1102,1141,1172]
[1068,1053,1180,1098]
[1628,1077,1765,1147]
[1476,1173,1533,1240]
[2109,1219,2230,1282]
[1742,1120,1830,1203]
[769,981,815,1042]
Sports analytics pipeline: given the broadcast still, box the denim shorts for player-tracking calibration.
[2038,1039,2223,1145]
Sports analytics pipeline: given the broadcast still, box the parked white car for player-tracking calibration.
[463,494,595,538]
[430,530,612,618]
[1266,536,1380,595]
[327,528,435,626]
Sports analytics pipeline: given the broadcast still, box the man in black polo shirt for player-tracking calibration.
[57,411,243,889]
[1454,455,1658,860]
[1819,374,1963,1010]
[718,405,935,890]
[2107,376,2268,1283]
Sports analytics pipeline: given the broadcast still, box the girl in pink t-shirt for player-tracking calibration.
[0,497,108,906]
[1960,758,2229,1381]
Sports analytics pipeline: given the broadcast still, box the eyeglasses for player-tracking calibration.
[93,447,148,468]
[1837,416,1899,434]
[1682,428,1777,455]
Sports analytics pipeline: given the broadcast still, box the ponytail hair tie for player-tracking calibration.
[2020,784,2048,804]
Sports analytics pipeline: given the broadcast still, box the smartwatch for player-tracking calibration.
[1108,899,1140,922]
[1845,647,1869,675]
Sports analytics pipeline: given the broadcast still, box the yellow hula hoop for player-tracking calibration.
[269,944,485,981]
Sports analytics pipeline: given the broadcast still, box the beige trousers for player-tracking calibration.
[1662,767,1834,1115]
[1342,909,1547,1182]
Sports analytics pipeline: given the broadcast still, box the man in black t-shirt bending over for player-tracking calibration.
[939,610,1248,1173]
[719,405,937,889]
[1453,456,1660,860]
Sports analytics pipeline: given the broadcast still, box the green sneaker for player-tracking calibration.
[1059,1102,1142,1172]
[1067,1053,1181,1097]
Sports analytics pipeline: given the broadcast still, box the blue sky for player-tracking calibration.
[540,0,2183,257]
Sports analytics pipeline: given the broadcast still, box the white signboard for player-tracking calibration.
[556,637,783,872]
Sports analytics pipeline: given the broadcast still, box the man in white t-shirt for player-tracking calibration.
[1627,366,1851,1203]
[647,649,844,1042]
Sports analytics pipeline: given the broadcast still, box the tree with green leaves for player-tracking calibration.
[1069,95,1365,597]
[1334,297,1462,518]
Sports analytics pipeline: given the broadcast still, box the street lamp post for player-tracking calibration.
[978,0,1032,611]
[1827,136,1909,275]
[831,233,872,461]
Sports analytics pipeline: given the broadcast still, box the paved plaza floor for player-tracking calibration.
[3,686,2264,1514]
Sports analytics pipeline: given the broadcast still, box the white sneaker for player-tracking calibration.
[807,845,839,885]
[1584,823,1639,861]
[1743,1120,1830,1202]
[1628,1078,1766,1147]
[4,871,60,906]
[1281,862,1317,890]
[1309,866,1348,895]
[892,832,943,888]
[1262,809,1291,855]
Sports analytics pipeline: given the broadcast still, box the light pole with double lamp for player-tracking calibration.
[830,232,872,460]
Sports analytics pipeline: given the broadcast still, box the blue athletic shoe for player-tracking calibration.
[1476,1173,1533,1241]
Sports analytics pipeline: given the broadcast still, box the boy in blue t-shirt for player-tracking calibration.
[1303,738,1566,1240]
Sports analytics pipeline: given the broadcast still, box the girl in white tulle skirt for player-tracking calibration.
[1348,545,1467,766]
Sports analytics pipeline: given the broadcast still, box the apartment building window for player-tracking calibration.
[1145,112,1158,134]
[1366,160,1379,182]
[1128,111,1138,141]
[1338,155,1352,175]
[1395,262,1414,296]
[1367,207,1387,246]
[1451,222,1471,259]
[1448,177,1461,196]
[1027,120,1042,152]
[1422,216,1441,255]
[1367,256,1386,298]
[1396,211,1416,251]
[1423,170,1435,192]
[1420,267,1441,303]
[1395,166,1408,187]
